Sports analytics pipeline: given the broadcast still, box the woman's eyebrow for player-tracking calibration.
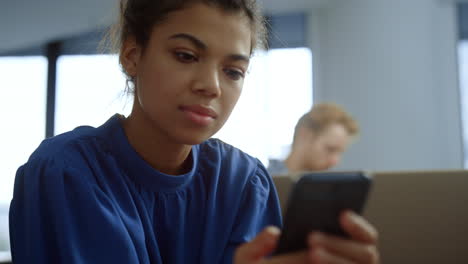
[169,33,207,50]
[168,33,250,63]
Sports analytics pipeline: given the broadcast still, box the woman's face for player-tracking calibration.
[122,3,252,145]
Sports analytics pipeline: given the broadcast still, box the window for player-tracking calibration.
[0,56,47,205]
[458,41,468,167]
[214,48,313,165]
[55,55,131,135]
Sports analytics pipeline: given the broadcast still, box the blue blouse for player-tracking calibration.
[9,115,282,264]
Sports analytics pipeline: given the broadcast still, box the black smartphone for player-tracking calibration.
[274,171,372,255]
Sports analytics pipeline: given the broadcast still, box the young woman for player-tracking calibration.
[9,0,379,263]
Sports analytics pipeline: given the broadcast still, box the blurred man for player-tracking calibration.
[268,103,359,175]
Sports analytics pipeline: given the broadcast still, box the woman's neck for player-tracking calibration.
[122,107,192,175]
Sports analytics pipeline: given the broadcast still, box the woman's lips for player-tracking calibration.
[180,105,217,126]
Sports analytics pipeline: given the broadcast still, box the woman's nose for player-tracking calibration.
[191,65,221,97]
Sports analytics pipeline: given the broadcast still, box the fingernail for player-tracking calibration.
[348,211,362,224]
[309,232,323,244]
[349,210,357,217]
[311,247,325,261]
[265,226,281,236]
[315,248,325,257]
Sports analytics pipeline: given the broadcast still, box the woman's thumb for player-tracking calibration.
[234,226,281,263]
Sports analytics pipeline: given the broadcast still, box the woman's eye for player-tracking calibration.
[224,68,245,81]
[174,51,198,63]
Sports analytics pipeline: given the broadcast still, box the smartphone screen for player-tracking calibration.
[274,171,372,255]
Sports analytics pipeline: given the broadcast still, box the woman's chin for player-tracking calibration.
[174,131,215,146]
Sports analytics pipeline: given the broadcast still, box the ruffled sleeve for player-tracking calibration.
[9,157,141,264]
[220,160,282,263]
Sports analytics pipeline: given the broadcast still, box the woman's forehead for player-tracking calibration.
[149,3,253,55]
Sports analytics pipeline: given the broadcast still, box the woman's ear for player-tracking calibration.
[120,37,141,78]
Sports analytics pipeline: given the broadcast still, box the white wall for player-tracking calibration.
[309,0,463,171]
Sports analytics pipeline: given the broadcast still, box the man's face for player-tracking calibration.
[304,123,352,171]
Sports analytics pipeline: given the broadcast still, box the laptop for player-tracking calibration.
[272,170,468,264]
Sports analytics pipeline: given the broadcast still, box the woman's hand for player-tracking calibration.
[234,210,379,264]
[234,226,310,264]
[306,210,380,263]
